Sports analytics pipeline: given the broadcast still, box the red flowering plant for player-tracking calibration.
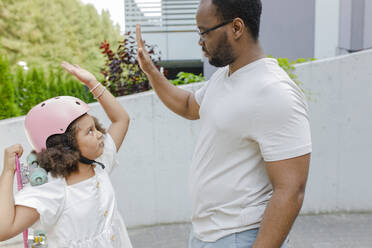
[100,32,161,96]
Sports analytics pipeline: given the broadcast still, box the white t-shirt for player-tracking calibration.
[190,58,312,242]
[15,134,132,248]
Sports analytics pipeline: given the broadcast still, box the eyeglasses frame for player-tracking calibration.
[198,19,234,41]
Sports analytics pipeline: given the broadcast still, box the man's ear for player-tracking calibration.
[232,18,245,39]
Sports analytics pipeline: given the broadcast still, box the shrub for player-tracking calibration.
[274,56,315,86]
[170,72,205,85]
[0,57,94,120]
[15,68,94,115]
[0,54,21,119]
[100,32,161,96]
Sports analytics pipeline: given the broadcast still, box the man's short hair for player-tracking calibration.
[212,0,262,41]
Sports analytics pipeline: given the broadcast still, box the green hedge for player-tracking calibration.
[0,56,21,119]
[0,53,314,120]
[170,72,205,86]
[274,56,315,86]
[170,57,314,87]
[0,54,94,120]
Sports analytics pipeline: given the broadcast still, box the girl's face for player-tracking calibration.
[75,114,104,160]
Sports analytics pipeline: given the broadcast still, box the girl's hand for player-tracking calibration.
[3,145,23,175]
[61,61,98,88]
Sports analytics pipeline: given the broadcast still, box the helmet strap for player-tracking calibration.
[60,134,105,170]
[79,156,105,170]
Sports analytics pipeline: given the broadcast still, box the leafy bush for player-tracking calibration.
[0,55,21,119]
[274,56,315,86]
[0,55,94,120]
[169,57,314,87]
[0,45,315,120]
[100,32,161,96]
[14,68,94,116]
[170,72,205,86]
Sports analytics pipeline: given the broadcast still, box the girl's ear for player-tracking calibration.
[61,134,72,150]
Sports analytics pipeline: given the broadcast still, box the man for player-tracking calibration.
[136,0,311,247]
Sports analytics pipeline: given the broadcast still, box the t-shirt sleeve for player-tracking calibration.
[14,179,65,230]
[194,81,209,106]
[254,81,312,162]
[96,133,119,174]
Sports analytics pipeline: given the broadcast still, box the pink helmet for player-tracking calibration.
[25,96,90,153]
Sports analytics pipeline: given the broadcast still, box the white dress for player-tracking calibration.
[14,134,133,248]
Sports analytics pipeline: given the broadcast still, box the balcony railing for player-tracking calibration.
[125,0,199,33]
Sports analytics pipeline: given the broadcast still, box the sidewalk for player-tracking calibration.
[1,213,371,247]
[129,213,372,248]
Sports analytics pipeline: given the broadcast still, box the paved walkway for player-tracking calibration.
[129,213,372,248]
[1,213,372,247]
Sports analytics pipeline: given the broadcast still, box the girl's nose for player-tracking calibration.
[96,130,103,139]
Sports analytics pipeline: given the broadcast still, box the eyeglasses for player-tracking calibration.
[197,19,234,42]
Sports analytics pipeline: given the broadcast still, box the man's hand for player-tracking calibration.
[135,23,200,120]
[61,61,98,88]
[2,144,23,175]
[136,24,157,75]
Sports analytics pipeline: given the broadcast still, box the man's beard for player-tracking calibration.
[208,33,236,67]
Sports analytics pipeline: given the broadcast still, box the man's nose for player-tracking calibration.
[198,36,204,46]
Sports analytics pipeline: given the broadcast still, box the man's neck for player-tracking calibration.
[228,41,265,76]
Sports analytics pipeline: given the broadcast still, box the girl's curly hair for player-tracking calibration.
[36,114,106,178]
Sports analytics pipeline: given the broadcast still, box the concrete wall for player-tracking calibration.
[0,86,202,229]
[296,48,372,213]
[1,50,372,236]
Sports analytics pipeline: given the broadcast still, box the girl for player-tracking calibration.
[0,62,132,247]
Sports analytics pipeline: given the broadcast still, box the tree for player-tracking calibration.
[0,0,122,76]
[0,54,21,119]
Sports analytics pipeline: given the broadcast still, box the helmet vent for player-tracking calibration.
[76,101,80,105]
[60,129,64,131]
[41,103,46,107]
[55,97,60,99]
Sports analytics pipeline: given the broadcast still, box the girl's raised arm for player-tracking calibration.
[0,145,39,241]
[61,62,130,151]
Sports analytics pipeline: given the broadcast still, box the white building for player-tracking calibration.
[125,0,202,78]
[124,0,372,79]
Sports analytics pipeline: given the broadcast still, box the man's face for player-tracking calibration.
[196,0,236,67]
